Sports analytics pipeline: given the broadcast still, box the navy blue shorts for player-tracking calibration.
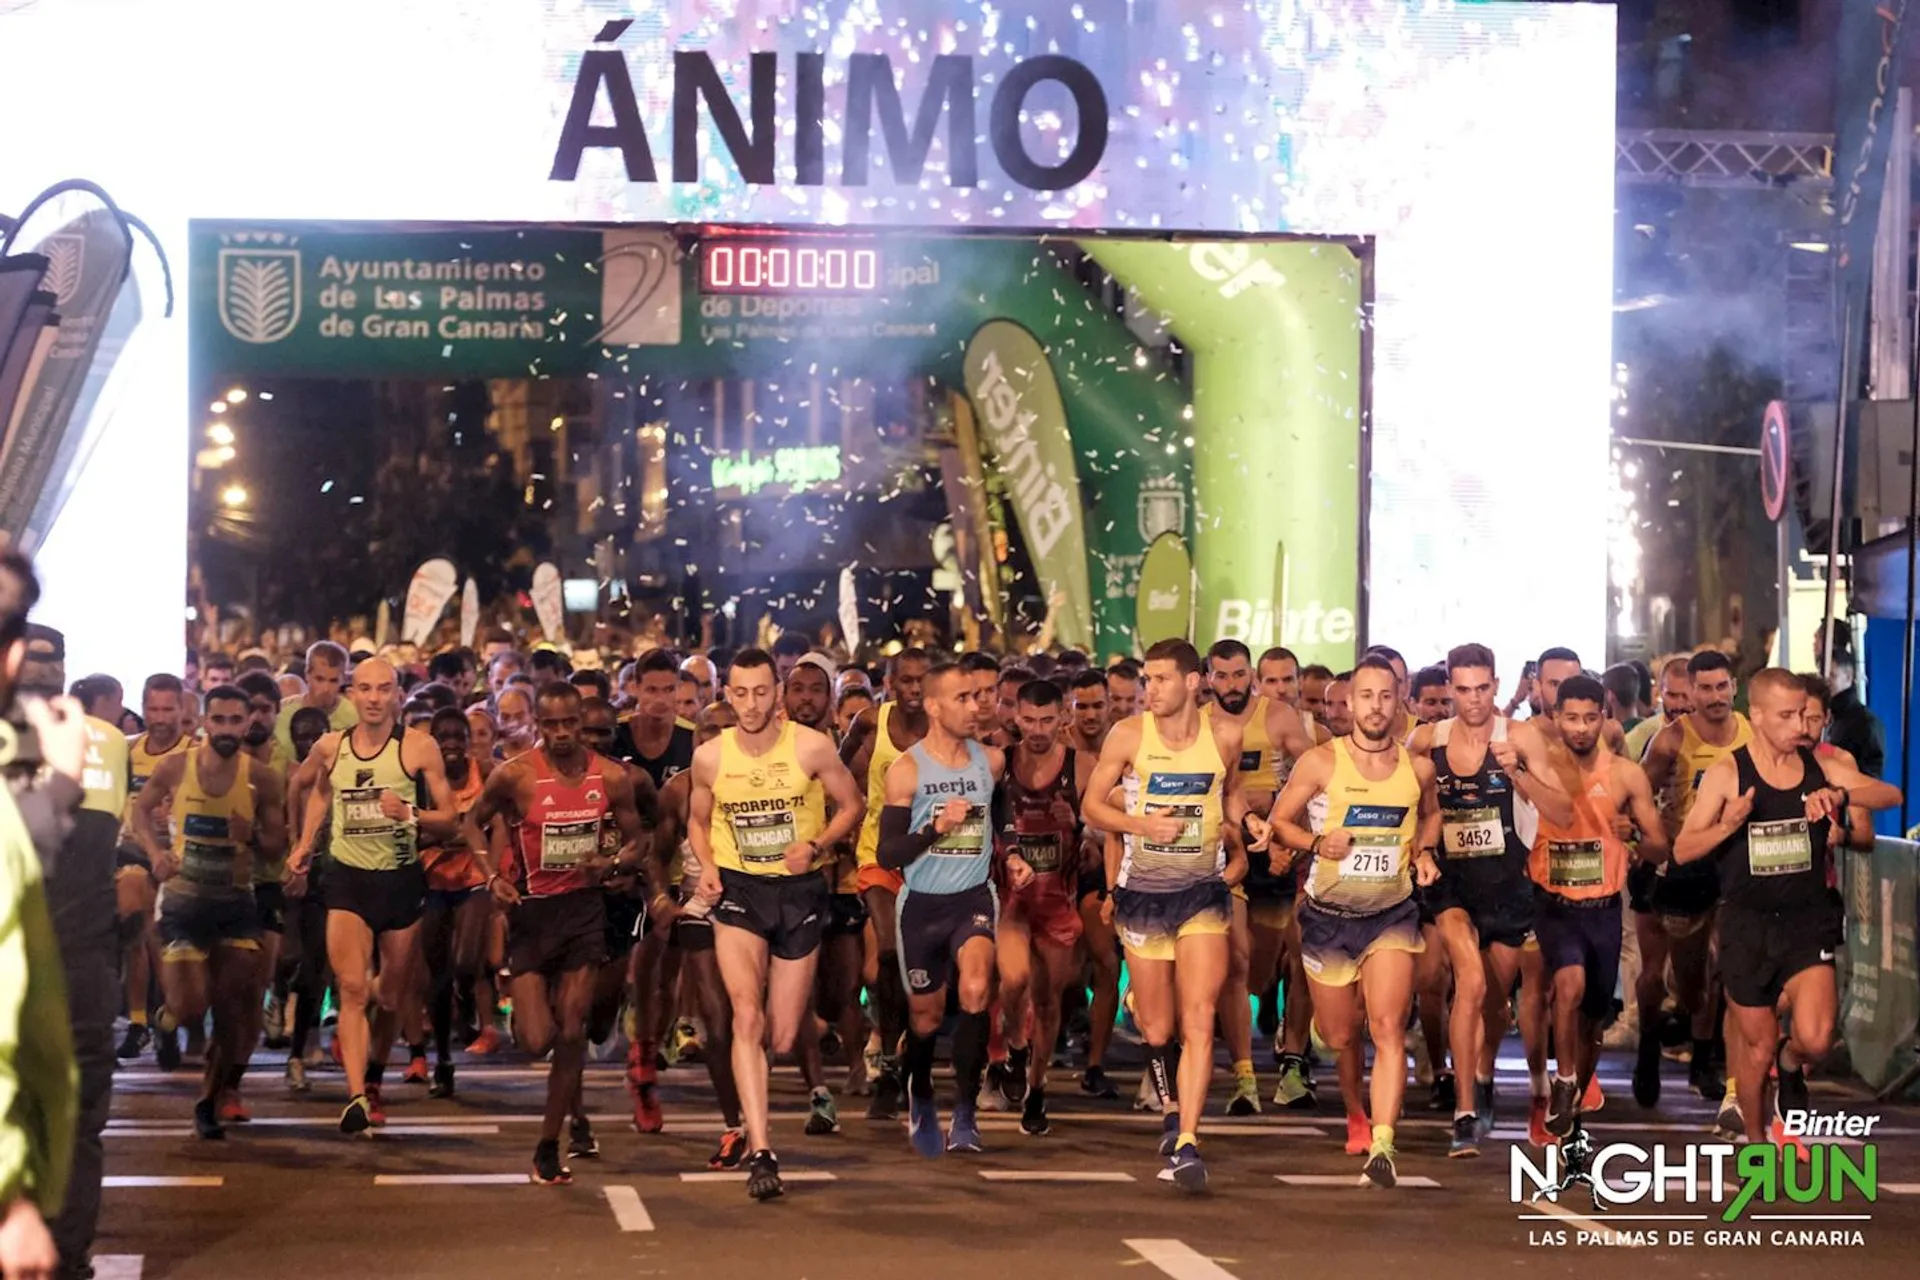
[1532,890,1623,1020]
[897,882,997,996]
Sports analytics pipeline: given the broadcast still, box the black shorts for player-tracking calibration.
[826,892,868,938]
[1426,872,1534,950]
[1626,861,1658,915]
[603,891,644,958]
[158,893,262,961]
[1533,890,1624,1020]
[714,869,828,962]
[115,841,152,874]
[253,883,287,936]
[1717,899,1843,1011]
[328,863,427,936]
[507,892,609,978]
[896,882,997,996]
[1649,864,1720,920]
[1076,861,1109,903]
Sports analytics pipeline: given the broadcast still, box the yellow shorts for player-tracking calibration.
[1248,899,1296,934]
[1113,883,1232,962]
[1298,898,1423,988]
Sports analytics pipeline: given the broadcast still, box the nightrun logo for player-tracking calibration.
[550,20,1109,193]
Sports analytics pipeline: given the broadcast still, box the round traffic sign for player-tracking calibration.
[1760,400,1790,522]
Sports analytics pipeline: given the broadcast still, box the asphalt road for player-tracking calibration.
[95,1039,1920,1280]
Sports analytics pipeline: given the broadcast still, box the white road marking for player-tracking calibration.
[92,1256,143,1280]
[371,1125,502,1137]
[978,1170,1135,1182]
[678,1171,838,1183]
[373,1174,528,1186]
[104,1128,194,1139]
[1881,1183,1920,1194]
[1123,1238,1242,1279]
[603,1184,655,1232]
[103,1176,224,1188]
[1275,1173,1440,1188]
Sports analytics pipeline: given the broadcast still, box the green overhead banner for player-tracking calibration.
[1135,532,1193,645]
[1081,240,1363,669]
[962,321,1093,652]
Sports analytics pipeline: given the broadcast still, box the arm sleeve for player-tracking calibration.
[877,804,939,872]
[0,792,77,1214]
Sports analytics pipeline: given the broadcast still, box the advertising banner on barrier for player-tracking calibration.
[1841,838,1920,1091]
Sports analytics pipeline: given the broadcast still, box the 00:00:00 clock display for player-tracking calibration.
[701,243,882,294]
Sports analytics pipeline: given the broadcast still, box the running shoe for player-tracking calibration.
[568,1115,600,1159]
[1528,1097,1551,1149]
[745,1149,783,1201]
[844,1060,871,1097]
[1080,1065,1121,1099]
[981,1062,1014,1112]
[1226,1074,1261,1116]
[465,1025,503,1056]
[1159,1111,1182,1157]
[285,1058,309,1094]
[1160,1140,1207,1192]
[429,1062,455,1099]
[530,1138,573,1186]
[1428,1070,1456,1113]
[339,1094,373,1136]
[1345,1111,1371,1156]
[907,1077,943,1158]
[1134,1069,1161,1113]
[946,1101,984,1154]
[1272,1054,1314,1110]
[1003,1047,1032,1106]
[1774,1044,1812,1121]
[805,1087,841,1136]
[1582,1076,1604,1113]
[1449,1114,1481,1159]
[366,1084,387,1127]
[262,993,288,1050]
[666,1020,702,1066]
[628,1059,664,1134]
[402,1055,429,1086]
[115,1023,150,1061]
[867,1061,903,1121]
[192,1097,225,1142]
[1363,1137,1398,1189]
[153,1025,181,1073]
[1633,1031,1663,1107]
[1473,1079,1496,1141]
[710,1127,748,1169]
[1768,1117,1811,1159]
[1689,1046,1727,1102]
[1545,1077,1579,1138]
[1020,1086,1050,1137]
[217,1089,250,1125]
[1714,1094,1744,1142]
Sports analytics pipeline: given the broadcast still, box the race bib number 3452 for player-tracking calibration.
[1442,807,1503,858]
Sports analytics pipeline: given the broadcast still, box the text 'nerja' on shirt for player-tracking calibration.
[511,750,612,898]
[904,738,995,896]
[327,727,422,871]
[1118,712,1225,895]
[1304,738,1419,917]
[708,722,826,877]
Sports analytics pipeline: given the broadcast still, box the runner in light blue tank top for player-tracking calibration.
[903,739,995,896]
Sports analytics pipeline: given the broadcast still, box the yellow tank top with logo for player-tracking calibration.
[1118,713,1225,894]
[1671,712,1753,823]
[855,702,908,870]
[1306,738,1421,916]
[126,731,189,842]
[249,749,292,886]
[708,722,826,876]
[170,750,257,899]
[1205,696,1278,803]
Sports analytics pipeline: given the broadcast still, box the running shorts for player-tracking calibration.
[1532,890,1623,1020]
[328,863,426,936]
[115,841,152,874]
[1247,897,1296,935]
[602,890,644,958]
[1717,897,1842,1011]
[252,882,287,936]
[1075,860,1109,904]
[507,891,609,978]
[1425,871,1535,951]
[158,893,262,961]
[424,885,482,915]
[857,863,905,897]
[714,869,828,962]
[1112,880,1230,963]
[1649,863,1720,922]
[1626,861,1658,915]
[1006,881,1083,950]
[826,892,869,939]
[897,882,997,995]
[1297,897,1424,988]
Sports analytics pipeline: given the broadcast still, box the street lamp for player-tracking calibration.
[207,422,235,447]
[225,388,248,405]
[220,483,249,508]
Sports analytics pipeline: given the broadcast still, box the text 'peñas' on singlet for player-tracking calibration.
[512,750,610,898]
[1528,754,1629,900]
[170,751,256,901]
[1717,745,1833,914]
[328,727,421,871]
[1118,713,1224,895]
[1430,717,1535,898]
[856,702,910,872]
[708,722,826,877]
[903,738,994,896]
[1306,738,1419,917]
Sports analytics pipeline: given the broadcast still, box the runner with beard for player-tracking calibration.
[1530,676,1667,1138]
[417,708,494,1100]
[841,648,932,1120]
[130,687,288,1139]
[1106,661,1143,723]
[1256,645,1327,1107]
[1203,640,1314,1116]
[222,673,290,1123]
[1063,667,1123,1099]
[116,675,191,1066]
[987,666,1032,751]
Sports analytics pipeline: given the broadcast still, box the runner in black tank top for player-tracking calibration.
[1672,669,1900,1144]
[635,723,695,790]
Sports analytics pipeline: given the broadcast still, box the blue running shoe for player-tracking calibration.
[1158,1111,1181,1157]
[946,1101,983,1154]
[1155,1140,1207,1192]
[907,1078,943,1159]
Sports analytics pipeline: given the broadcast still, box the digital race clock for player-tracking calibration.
[699,237,881,295]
